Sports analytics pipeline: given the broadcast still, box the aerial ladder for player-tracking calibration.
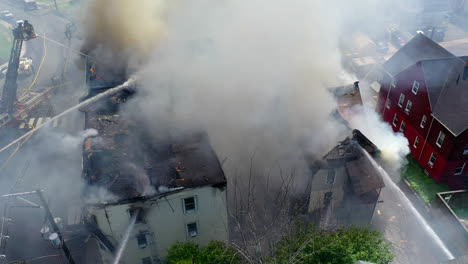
[0,20,36,114]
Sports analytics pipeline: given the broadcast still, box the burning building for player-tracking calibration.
[79,74,229,263]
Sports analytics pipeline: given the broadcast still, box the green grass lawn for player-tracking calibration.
[401,156,450,203]
[0,24,12,63]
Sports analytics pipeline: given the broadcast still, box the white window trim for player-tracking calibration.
[428,153,436,168]
[183,196,198,214]
[412,81,419,95]
[414,136,419,148]
[186,222,199,238]
[399,121,405,132]
[398,93,405,107]
[455,162,466,175]
[393,113,398,127]
[405,100,412,114]
[136,233,151,249]
[420,115,427,128]
[436,131,445,148]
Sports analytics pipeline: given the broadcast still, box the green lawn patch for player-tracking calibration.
[401,156,450,203]
[0,24,12,63]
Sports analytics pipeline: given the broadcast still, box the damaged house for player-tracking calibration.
[308,131,385,228]
[79,81,229,263]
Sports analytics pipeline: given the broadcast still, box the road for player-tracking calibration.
[372,171,451,264]
[0,0,87,263]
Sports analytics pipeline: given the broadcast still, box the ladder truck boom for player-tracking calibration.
[0,20,36,114]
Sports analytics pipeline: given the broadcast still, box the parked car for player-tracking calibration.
[390,29,413,48]
[376,41,389,54]
[23,0,38,10]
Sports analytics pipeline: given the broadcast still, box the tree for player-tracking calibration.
[165,241,242,264]
[271,224,394,264]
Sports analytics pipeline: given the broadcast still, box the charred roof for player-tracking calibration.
[81,88,226,203]
[312,133,385,198]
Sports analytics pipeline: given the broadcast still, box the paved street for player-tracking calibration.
[0,0,87,263]
[372,172,451,264]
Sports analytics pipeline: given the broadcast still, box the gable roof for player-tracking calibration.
[432,68,468,136]
[383,33,456,76]
[421,58,460,109]
[384,33,468,136]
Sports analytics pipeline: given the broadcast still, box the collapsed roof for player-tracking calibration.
[81,88,226,203]
[317,134,385,199]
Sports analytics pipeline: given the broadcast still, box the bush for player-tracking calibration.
[166,241,241,264]
[271,224,394,264]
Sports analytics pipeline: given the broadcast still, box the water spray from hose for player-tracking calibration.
[113,208,139,264]
[0,78,137,154]
[361,148,454,261]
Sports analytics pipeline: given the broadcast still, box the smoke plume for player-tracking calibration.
[80,0,413,194]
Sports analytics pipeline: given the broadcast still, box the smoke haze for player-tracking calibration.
[81,0,411,189]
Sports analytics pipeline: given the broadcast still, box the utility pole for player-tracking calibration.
[36,190,75,264]
[53,0,58,11]
[0,190,76,264]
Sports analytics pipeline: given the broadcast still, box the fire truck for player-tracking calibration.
[0,21,54,130]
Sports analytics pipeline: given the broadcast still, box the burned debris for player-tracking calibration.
[308,131,385,228]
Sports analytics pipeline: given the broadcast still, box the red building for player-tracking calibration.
[377,33,468,189]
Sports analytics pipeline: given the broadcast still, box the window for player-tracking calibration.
[323,192,332,205]
[411,81,420,94]
[137,233,150,249]
[420,115,427,128]
[183,197,197,214]
[129,208,145,224]
[414,136,420,148]
[399,121,406,133]
[463,145,468,155]
[141,257,153,264]
[386,99,391,109]
[391,78,396,88]
[187,222,198,237]
[393,113,399,127]
[327,169,335,184]
[405,100,412,114]
[436,131,445,147]
[455,162,466,175]
[428,153,437,168]
[398,93,405,107]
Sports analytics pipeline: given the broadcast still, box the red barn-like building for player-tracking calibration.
[377,33,468,189]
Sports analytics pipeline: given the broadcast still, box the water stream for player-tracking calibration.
[113,211,138,264]
[0,78,136,154]
[361,148,454,261]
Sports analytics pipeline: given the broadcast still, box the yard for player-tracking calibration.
[401,156,450,204]
[0,23,12,64]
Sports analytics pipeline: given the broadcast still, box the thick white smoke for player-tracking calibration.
[346,105,410,169]
[80,0,412,189]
